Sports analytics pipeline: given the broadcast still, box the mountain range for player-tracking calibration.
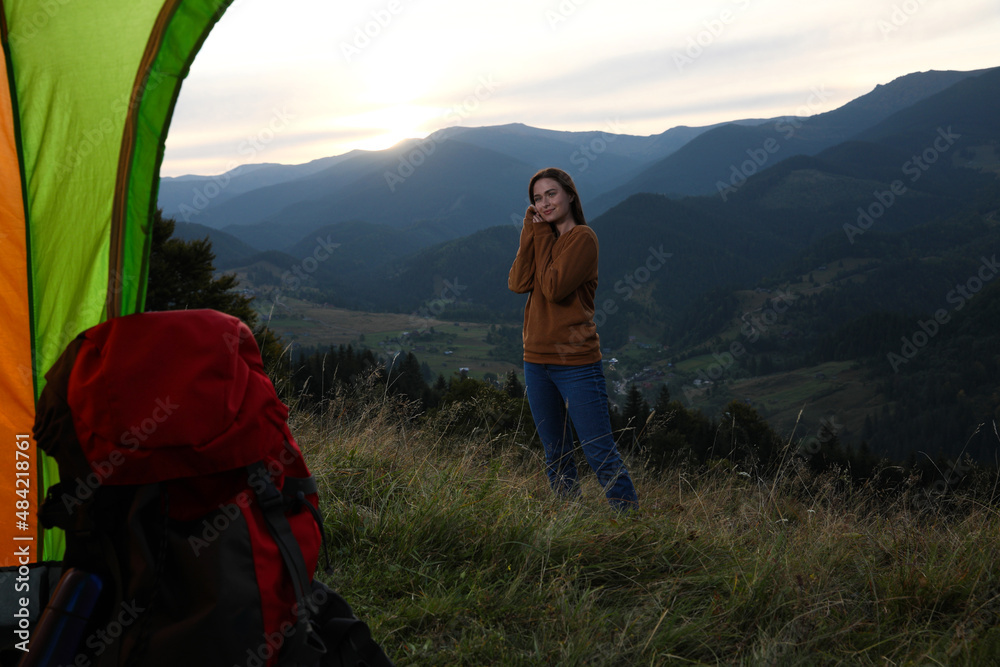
[162,65,1000,463]
[162,67,991,254]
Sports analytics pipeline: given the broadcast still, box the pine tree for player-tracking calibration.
[145,209,284,366]
[653,384,671,415]
[504,370,525,399]
[622,384,650,451]
[430,373,448,408]
[862,414,875,440]
[146,210,255,322]
[386,352,426,404]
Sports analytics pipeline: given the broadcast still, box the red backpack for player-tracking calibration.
[30,309,391,666]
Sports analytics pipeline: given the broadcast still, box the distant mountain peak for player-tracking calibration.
[832,67,996,116]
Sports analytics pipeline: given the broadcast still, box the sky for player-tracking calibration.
[159,0,1000,177]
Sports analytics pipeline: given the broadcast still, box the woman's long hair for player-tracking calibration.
[528,167,587,226]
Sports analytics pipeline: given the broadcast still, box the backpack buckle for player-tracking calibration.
[248,461,283,511]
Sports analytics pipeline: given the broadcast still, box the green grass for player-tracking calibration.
[374,324,518,381]
[257,295,521,381]
[676,359,884,441]
[292,384,1000,666]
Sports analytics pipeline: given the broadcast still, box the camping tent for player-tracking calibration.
[1,0,234,592]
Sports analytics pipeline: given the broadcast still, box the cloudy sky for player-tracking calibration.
[160,0,1000,177]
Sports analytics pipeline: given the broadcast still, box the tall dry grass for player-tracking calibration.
[288,374,1000,666]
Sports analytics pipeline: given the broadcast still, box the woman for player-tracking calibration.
[508,167,638,511]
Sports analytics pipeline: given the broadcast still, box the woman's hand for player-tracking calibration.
[525,206,545,224]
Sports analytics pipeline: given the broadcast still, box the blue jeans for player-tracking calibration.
[524,360,638,510]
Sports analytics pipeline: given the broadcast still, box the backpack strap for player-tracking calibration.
[282,475,318,497]
[309,580,395,667]
[248,462,326,666]
[248,462,315,605]
[247,463,394,667]
[122,484,171,667]
[283,475,333,576]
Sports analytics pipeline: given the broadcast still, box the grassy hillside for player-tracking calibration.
[209,67,1000,468]
[297,384,1000,666]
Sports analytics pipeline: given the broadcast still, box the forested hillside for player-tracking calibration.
[207,66,1000,465]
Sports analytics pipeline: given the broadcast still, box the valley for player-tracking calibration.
[252,293,524,383]
[251,283,887,454]
[162,65,1000,465]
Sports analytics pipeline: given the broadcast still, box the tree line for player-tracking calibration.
[146,209,996,505]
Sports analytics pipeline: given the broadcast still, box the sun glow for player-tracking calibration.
[160,0,1000,177]
[335,104,442,151]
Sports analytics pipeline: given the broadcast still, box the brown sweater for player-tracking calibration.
[508,219,602,365]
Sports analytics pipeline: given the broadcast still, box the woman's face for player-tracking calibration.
[532,178,574,225]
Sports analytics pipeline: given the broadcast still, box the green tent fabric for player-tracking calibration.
[0,0,234,569]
